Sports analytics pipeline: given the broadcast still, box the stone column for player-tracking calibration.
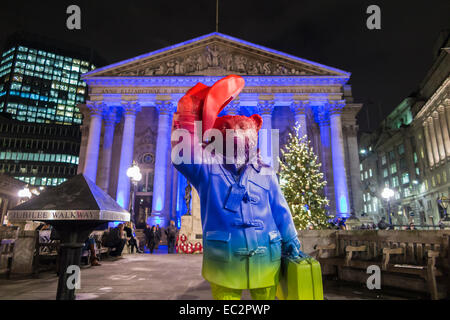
[317,109,335,214]
[423,121,435,167]
[428,117,440,166]
[345,124,363,215]
[256,99,275,166]
[223,99,240,115]
[116,99,140,209]
[445,99,450,138]
[432,111,445,163]
[290,100,309,139]
[151,100,175,227]
[437,105,450,158]
[83,101,104,183]
[329,101,350,217]
[98,108,117,193]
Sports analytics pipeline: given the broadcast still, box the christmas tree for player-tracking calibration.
[279,124,330,230]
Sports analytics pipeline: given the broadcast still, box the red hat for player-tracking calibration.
[175,75,245,134]
[202,75,245,135]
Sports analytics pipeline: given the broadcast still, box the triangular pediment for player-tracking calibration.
[84,33,349,78]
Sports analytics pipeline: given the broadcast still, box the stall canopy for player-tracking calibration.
[7,174,130,222]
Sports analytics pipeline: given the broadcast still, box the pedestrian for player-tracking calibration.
[337,218,347,230]
[165,220,178,254]
[143,224,152,251]
[407,222,415,230]
[147,225,158,254]
[124,222,143,253]
[104,223,127,257]
[155,224,162,249]
[82,236,101,266]
[377,217,389,230]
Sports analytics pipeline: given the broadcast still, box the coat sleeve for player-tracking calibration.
[171,122,208,189]
[268,171,298,242]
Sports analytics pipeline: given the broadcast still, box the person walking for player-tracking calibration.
[147,225,158,254]
[165,220,178,254]
[155,224,162,250]
[143,224,152,251]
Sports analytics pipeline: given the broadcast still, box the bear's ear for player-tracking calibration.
[251,114,263,131]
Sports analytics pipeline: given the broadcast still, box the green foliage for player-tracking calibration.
[279,124,329,230]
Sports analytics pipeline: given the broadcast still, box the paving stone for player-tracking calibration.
[0,252,415,300]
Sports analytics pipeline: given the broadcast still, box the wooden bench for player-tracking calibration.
[316,230,450,300]
[33,230,60,275]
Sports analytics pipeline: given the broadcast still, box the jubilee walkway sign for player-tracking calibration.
[7,174,130,300]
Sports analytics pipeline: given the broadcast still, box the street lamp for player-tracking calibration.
[18,185,32,203]
[381,187,395,226]
[127,161,142,224]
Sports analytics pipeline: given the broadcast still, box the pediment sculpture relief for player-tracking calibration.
[110,43,327,77]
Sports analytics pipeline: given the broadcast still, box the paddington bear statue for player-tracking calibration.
[171,75,301,300]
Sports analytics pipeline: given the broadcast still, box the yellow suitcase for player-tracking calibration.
[276,255,324,300]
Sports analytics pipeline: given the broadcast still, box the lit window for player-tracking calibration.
[390,163,397,174]
[402,173,410,184]
[383,168,388,178]
[392,176,399,187]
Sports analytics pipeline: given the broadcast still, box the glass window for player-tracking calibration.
[389,150,395,161]
[392,176,399,187]
[390,163,397,174]
[402,172,410,184]
[383,168,388,178]
[381,154,387,166]
[398,144,405,155]
[404,188,411,197]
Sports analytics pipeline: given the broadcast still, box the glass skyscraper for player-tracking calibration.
[0,32,105,186]
[0,41,95,125]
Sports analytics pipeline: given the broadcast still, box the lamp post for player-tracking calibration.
[127,161,142,225]
[381,187,395,226]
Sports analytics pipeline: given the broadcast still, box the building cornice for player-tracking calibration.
[83,75,349,88]
[414,77,450,121]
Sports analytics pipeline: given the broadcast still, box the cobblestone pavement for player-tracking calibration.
[0,250,423,300]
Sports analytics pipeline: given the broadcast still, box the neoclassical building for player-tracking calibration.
[77,33,362,228]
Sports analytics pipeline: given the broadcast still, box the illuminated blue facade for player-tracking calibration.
[78,33,363,227]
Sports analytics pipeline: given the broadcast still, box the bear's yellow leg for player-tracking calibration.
[249,286,277,300]
[210,282,242,300]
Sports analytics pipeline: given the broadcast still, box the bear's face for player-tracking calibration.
[212,114,262,166]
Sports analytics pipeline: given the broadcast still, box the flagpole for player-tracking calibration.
[216,0,219,32]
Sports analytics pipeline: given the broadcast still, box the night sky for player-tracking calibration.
[1,0,449,131]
